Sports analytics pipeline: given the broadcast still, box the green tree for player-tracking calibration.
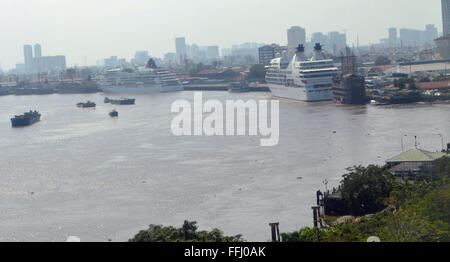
[247,64,266,81]
[129,220,243,242]
[340,165,394,216]
[375,56,391,66]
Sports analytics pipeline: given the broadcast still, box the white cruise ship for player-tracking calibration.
[99,59,183,94]
[266,43,338,102]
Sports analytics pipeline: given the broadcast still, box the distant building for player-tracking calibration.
[435,35,450,59]
[328,31,346,54]
[443,0,450,36]
[287,26,306,50]
[22,43,66,73]
[207,46,220,60]
[163,52,177,64]
[424,24,438,44]
[34,44,42,58]
[399,28,423,46]
[33,55,66,72]
[389,28,397,47]
[23,45,33,72]
[133,50,150,65]
[175,37,187,63]
[104,56,118,67]
[258,44,287,65]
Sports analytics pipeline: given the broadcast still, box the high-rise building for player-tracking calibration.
[175,37,187,63]
[287,26,306,49]
[424,24,439,44]
[388,28,397,47]
[23,45,33,72]
[400,28,423,46]
[328,31,347,54]
[34,43,42,58]
[435,35,450,59]
[133,50,150,65]
[443,0,450,36]
[206,46,220,60]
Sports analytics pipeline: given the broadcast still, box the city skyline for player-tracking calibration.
[0,0,443,70]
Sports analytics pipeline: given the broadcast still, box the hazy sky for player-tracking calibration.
[0,0,443,69]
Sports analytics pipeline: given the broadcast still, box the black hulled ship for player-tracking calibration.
[332,48,368,105]
[11,110,41,127]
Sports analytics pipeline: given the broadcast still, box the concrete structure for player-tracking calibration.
[400,28,423,46]
[287,26,306,50]
[258,44,287,65]
[23,45,33,72]
[389,27,397,47]
[424,24,438,44]
[34,44,42,58]
[443,0,450,36]
[33,55,66,72]
[206,46,220,60]
[133,51,150,65]
[328,31,346,54]
[175,37,187,63]
[435,35,450,59]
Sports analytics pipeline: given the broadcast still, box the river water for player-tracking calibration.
[0,91,449,241]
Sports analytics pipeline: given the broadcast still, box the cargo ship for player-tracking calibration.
[104,97,135,105]
[11,110,41,127]
[76,101,96,108]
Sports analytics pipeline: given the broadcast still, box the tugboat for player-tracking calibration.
[76,101,96,108]
[11,110,41,127]
[109,98,135,105]
[109,109,118,117]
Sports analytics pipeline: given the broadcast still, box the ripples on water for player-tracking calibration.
[0,92,449,241]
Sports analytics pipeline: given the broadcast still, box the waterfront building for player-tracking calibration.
[258,44,287,65]
[386,148,447,176]
[443,0,450,36]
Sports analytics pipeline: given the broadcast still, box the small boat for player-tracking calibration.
[109,109,118,117]
[77,101,96,108]
[104,97,111,103]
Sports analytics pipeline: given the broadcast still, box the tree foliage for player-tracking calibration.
[129,220,243,242]
[282,157,450,242]
[247,64,266,81]
[374,56,391,66]
[340,165,394,216]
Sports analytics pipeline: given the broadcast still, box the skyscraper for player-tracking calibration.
[287,26,306,49]
[443,0,450,36]
[34,43,42,58]
[388,28,397,47]
[23,45,33,72]
[175,37,187,63]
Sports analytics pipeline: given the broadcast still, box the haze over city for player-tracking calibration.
[0,0,443,69]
